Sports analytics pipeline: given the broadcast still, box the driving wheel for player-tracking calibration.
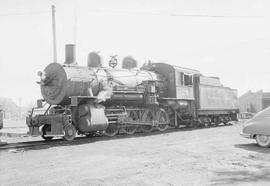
[140,109,154,133]
[122,110,139,135]
[156,109,169,132]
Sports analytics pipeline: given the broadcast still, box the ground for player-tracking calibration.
[1,122,270,186]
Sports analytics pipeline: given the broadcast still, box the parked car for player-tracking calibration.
[241,106,270,147]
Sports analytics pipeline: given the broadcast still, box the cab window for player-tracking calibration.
[184,74,193,86]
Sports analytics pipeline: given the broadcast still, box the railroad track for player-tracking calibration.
[0,123,234,151]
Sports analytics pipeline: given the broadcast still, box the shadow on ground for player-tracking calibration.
[212,169,270,185]
[234,143,270,154]
[212,143,270,185]
[0,124,234,152]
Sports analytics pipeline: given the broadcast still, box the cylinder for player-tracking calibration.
[65,44,76,64]
[75,104,108,132]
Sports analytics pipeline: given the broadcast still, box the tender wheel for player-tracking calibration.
[140,109,154,133]
[204,118,211,127]
[63,124,77,141]
[122,110,139,135]
[204,122,209,127]
[156,109,169,132]
[41,125,54,141]
[256,135,270,147]
[212,117,219,126]
[224,116,232,125]
[104,124,120,137]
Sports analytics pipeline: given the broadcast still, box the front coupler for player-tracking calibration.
[26,107,72,137]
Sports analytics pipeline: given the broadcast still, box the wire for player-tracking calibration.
[0,11,50,17]
[170,13,270,18]
[85,9,270,19]
[1,9,269,19]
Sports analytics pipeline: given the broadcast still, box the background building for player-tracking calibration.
[239,90,270,113]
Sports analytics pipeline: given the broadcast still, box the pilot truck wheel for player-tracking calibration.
[255,134,270,147]
[104,124,120,137]
[63,124,77,141]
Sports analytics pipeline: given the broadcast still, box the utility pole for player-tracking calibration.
[51,5,57,63]
[0,105,7,146]
[73,0,77,44]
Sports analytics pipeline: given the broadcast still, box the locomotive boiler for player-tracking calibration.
[26,44,239,141]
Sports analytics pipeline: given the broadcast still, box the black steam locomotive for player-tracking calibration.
[26,44,239,141]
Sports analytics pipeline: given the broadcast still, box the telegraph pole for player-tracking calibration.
[73,0,77,44]
[0,105,7,146]
[51,5,57,63]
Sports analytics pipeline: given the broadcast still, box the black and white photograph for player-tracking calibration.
[1,0,270,185]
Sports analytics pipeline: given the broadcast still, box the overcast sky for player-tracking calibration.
[0,0,270,106]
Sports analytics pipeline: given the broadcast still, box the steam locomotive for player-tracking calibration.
[26,44,239,141]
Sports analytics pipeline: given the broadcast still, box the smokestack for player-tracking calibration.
[65,44,76,64]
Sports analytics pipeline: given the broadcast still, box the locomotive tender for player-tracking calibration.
[26,44,239,141]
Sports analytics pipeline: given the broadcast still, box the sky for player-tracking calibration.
[0,0,270,106]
